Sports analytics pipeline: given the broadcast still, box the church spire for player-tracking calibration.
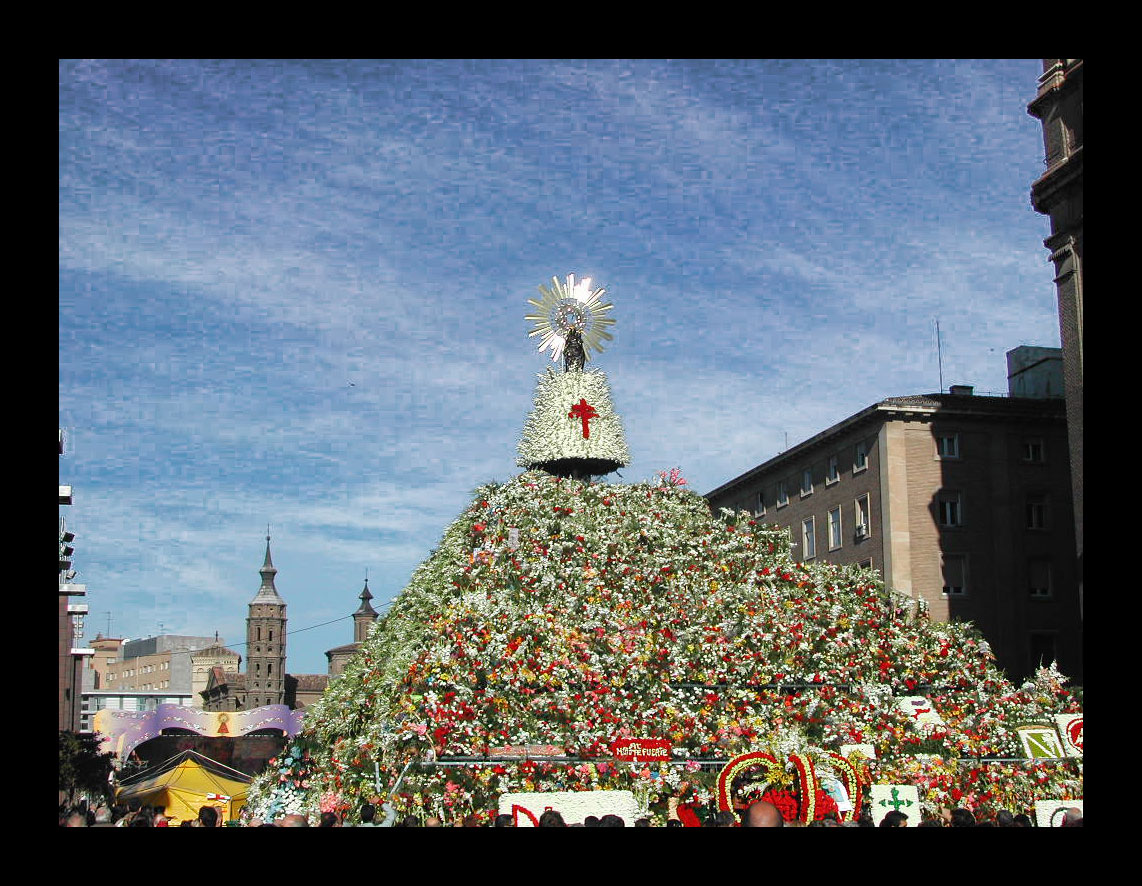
[355,576,377,617]
[251,532,285,604]
[353,575,379,644]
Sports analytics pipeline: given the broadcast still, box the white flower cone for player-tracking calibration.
[517,367,630,476]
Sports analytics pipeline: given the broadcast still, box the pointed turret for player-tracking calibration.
[325,576,380,676]
[251,534,285,605]
[353,578,379,644]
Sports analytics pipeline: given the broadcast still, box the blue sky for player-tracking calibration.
[59,59,1059,675]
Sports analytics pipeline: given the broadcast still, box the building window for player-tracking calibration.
[269,630,274,641]
[755,492,765,517]
[941,553,967,596]
[826,455,839,485]
[854,440,869,473]
[859,558,873,569]
[1029,559,1052,598]
[855,494,871,540]
[257,626,262,641]
[1026,494,1050,530]
[801,468,813,497]
[776,480,789,508]
[937,492,962,527]
[802,516,816,560]
[936,432,960,459]
[828,507,842,551]
[1023,438,1046,463]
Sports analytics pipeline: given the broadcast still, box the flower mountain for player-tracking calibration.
[249,471,1080,822]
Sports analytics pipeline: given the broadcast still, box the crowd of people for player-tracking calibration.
[60,796,1084,827]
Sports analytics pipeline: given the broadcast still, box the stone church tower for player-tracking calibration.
[352,579,378,644]
[245,535,287,707]
[325,578,379,678]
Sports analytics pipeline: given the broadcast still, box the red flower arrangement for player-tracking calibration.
[760,788,799,822]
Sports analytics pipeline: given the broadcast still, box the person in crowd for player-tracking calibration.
[741,800,784,828]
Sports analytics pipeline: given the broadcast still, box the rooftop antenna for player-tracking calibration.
[935,318,945,393]
[104,611,113,637]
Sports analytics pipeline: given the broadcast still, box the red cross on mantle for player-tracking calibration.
[569,398,598,439]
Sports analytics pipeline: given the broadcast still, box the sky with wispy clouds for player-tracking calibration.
[60,59,1058,674]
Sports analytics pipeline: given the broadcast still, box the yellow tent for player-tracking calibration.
[115,750,252,824]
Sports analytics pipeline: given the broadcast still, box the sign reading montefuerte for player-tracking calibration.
[612,738,672,762]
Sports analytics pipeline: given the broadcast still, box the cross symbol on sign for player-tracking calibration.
[569,399,598,439]
[877,787,913,812]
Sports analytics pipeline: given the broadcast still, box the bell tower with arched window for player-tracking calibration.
[245,533,287,706]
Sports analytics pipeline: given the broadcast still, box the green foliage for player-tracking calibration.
[59,731,113,802]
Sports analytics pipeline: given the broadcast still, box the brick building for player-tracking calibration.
[94,634,222,694]
[79,634,227,732]
[199,536,373,712]
[706,349,1081,682]
[1027,59,1083,612]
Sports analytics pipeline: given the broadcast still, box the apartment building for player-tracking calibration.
[706,352,1081,682]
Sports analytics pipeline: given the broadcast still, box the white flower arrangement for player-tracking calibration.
[517,368,630,471]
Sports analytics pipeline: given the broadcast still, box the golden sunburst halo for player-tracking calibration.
[525,274,615,363]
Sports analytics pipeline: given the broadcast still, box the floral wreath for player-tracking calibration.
[718,751,850,824]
